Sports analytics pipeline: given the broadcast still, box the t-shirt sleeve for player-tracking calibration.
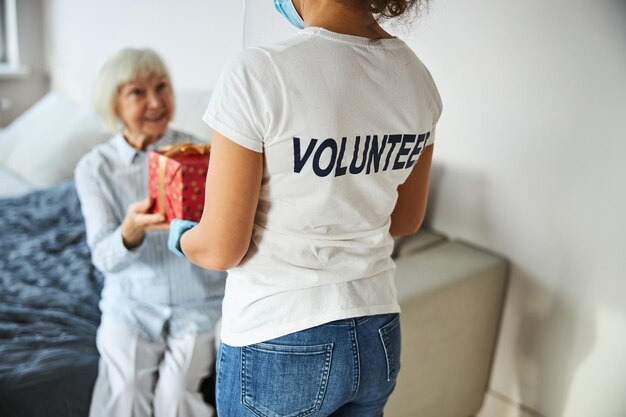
[426,126,437,147]
[203,48,279,153]
[417,57,442,148]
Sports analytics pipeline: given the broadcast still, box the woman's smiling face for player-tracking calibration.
[116,74,173,149]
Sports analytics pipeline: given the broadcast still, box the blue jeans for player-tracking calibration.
[216,313,401,417]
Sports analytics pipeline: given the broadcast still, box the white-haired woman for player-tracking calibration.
[75,48,225,417]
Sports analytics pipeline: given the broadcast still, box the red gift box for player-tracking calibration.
[148,143,210,223]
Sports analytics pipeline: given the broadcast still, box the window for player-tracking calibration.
[0,0,27,77]
[0,0,6,64]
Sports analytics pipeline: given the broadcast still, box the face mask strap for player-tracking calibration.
[273,0,305,30]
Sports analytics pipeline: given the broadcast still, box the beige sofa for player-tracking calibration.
[387,230,509,417]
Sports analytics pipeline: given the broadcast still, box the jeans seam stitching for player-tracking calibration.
[305,345,333,417]
[379,316,399,382]
[348,320,361,400]
[380,328,392,381]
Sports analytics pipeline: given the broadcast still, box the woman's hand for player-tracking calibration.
[179,131,263,270]
[121,197,166,249]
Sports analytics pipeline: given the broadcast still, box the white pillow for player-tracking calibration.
[170,89,213,142]
[0,92,111,187]
[0,164,33,198]
[0,129,12,162]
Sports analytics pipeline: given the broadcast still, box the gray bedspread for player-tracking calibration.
[0,180,103,416]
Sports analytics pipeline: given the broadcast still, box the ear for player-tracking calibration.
[113,102,126,132]
[113,91,125,121]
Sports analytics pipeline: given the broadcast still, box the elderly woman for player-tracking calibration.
[75,48,225,417]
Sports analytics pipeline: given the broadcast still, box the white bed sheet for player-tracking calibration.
[0,164,34,198]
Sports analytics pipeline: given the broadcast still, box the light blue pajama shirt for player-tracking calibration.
[75,129,225,341]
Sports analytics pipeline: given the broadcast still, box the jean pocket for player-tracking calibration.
[241,342,333,417]
[378,314,402,381]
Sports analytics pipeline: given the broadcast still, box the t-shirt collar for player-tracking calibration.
[303,26,402,48]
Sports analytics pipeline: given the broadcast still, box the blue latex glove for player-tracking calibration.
[168,219,198,258]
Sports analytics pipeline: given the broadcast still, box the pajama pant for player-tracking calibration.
[88,315,215,417]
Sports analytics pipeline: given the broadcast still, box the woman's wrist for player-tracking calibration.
[168,219,198,258]
[121,222,145,249]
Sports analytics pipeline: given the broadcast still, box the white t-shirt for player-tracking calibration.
[203,26,442,346]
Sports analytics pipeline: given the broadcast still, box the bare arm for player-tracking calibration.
[179,130,263,271]
[389,144,434,237]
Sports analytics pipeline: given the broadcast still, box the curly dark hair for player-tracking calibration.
[344,0,429,19]
[371,0,424,18]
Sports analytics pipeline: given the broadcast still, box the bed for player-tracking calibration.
[0,90,214,416]
[0,180,102,416]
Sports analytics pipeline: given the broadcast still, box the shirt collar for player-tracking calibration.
[147,129,177,152]
[113,129,177,166]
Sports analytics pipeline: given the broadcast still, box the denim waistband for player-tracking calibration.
[323,313,398,328]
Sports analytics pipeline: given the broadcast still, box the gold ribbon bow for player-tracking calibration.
[158,143,210,157]
[155,143,210,218]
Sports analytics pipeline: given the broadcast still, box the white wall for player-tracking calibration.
[402,1,626,416]
[243,0,297,47]
[44,0,245,103]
